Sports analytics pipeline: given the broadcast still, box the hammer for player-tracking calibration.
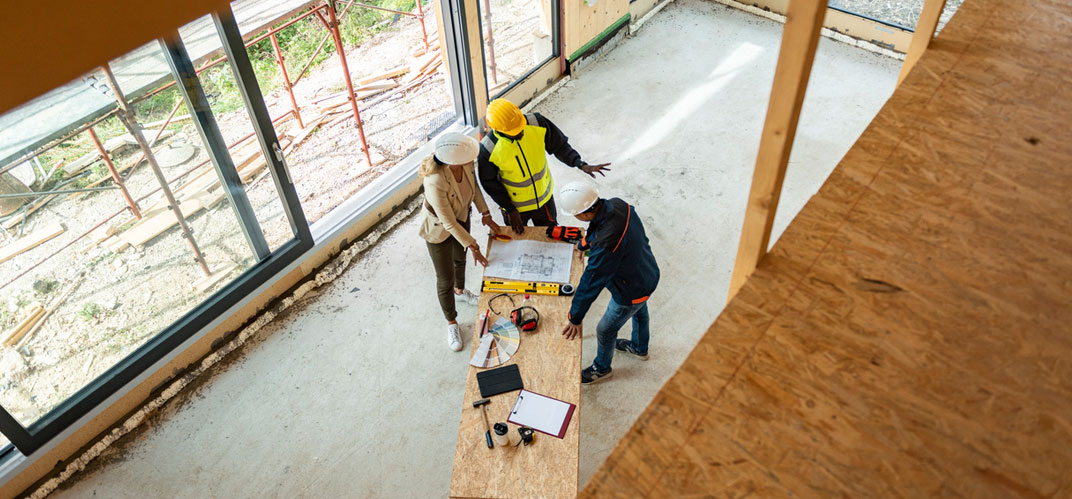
[472,398,493,448]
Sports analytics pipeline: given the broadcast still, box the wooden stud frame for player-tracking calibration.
[898,0,948,85]
[728,0,827,300]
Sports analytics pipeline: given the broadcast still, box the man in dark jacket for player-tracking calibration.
[478,99,610,233]
[558,182,660,384]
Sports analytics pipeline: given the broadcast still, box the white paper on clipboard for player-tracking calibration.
[507,389,576,439]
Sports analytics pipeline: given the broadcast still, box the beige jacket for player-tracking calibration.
[418,156,489,247]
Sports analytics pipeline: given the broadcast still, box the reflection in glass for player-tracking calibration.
[179,17,295,254]
[479,0,554,96]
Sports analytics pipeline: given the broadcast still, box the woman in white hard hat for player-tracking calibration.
[420,132,502,351]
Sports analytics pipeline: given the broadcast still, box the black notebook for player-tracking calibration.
[476,364,523,398]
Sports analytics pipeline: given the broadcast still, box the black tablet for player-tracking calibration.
[476,364,523,398]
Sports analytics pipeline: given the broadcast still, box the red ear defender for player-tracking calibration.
[510,306,540,332]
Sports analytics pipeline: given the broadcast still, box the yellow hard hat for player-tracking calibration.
[486,99,525,136]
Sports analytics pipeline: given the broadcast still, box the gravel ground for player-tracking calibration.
[829,0,964,31]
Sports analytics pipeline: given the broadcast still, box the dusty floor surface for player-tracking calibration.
[45,0,900,496]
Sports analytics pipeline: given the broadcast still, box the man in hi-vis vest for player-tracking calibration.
[477,99,610,233]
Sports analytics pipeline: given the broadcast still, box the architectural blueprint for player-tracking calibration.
[485,239,573,283]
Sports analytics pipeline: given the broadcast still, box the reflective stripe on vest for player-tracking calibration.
[488,115,553,212]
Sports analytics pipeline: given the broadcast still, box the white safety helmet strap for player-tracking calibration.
[434,132,479,165]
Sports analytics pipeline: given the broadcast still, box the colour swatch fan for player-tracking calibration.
[470,311,520,368]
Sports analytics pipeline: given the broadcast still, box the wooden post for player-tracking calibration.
[727,0,827,301]
[897,0,948,85]
[465,0,489,124]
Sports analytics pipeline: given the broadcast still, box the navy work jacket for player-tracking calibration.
[568,198,660,324]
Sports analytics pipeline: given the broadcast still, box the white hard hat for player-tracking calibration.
[434,132,479,165]
[558,181,599,216]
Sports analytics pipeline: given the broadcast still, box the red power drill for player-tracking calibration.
[546,225,582,244]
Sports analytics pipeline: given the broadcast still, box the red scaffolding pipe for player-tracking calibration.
[417,0,430,51]
[8,0,418,185]
[317,2,373,166]
[86,127,142,219]
[271,32,305,129]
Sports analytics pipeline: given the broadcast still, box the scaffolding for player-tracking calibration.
[0,0,433,291]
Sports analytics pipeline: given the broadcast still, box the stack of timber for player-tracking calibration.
[315,42,445,118]
[404,45,443,84]
[5,277,83,348]
[410,39,439,58]
[3,304,44,347]
[313,68,409,116]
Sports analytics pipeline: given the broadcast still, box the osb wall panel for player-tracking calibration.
[582,0,1072,497]
[565,0,629,58]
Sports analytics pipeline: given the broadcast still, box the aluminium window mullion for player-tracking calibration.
[212,6,312,245]
[441,0,480,127]
[0,406,37,456]
[551,0,561,58]
[160,35,272,262]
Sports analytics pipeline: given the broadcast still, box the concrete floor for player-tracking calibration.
[49,0,899,497]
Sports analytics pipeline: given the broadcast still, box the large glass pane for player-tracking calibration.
[232,0,457,224]
[478,0,554,96]
[827,0,963,32]
[178,16,297,253]
[0,41,263,429]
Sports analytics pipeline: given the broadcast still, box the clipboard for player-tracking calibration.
[507,389,576,439]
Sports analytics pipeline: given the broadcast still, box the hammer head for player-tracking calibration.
[472,398,490,408]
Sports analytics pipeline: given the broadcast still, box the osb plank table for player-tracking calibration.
[450,227,585,499]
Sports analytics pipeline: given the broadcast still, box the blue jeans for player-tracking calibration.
[592,299,650,371]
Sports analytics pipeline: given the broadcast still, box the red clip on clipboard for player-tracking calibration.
[507,389,576,439]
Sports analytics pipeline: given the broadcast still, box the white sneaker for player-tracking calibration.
[454,289,480,306]
[447,324,463,351]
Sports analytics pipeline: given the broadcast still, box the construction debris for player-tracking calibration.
[14,276,84,349]
[62,129,175,178]
[405,47,443,84]
[3,303,44,347]
[193,263,238,293]
[0,221,65,264]
[358,66,410,85]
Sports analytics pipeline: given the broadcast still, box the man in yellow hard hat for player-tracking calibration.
[477,98,610,233]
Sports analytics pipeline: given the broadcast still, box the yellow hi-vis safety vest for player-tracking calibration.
[483,114,553,213]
